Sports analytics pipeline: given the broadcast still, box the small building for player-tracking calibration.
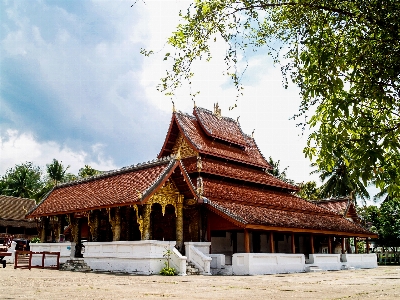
[26,106,378,275]
[0,195,37,243]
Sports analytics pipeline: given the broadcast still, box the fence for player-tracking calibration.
[14,251,60,270]
[376,252,400,265]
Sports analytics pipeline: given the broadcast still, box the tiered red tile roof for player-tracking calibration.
[27,158,196,218]
[160,110,272,169]
[314,198,361,223]
[183,157,298,191]
[193,107,248,147]
[207,200,371,236]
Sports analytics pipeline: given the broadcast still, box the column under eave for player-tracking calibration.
[142,203,151,240]
[269,232,275,253]
[244,229,250,253]
[175,195,184,251]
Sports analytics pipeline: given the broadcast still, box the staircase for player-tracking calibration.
[186,261,200,275]
[60,258,91,272]
[305,265,323,272]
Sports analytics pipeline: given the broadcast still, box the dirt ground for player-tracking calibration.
[0,265,399,300]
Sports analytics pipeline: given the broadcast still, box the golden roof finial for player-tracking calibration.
[236,116,240,123]
[252,129,255,137]
[214,103,221,118]
[172,100,176,112]
[193,99,196,108]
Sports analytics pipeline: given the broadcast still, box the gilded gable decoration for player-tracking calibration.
[146,180,180,216]
[172,132,198,159]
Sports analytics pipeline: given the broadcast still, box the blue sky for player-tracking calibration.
[0,0,320,186]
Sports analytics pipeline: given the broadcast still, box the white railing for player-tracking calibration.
[185,243,212,275]
[29,242,72,265]
[169,246,187,276]
[307,254,342,271]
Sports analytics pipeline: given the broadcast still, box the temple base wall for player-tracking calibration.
[232,253,305,275]
[341,253,378,269]
[307,254,342,271]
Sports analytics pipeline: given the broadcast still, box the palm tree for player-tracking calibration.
[314,158,369,205]
[46,159,70,185]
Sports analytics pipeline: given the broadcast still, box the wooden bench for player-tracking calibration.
[14,251,60,270]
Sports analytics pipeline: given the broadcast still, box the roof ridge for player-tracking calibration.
[195,106,239,124]
[54,155,177,189]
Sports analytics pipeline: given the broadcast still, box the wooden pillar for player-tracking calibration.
[366,238,370,254]
[39,217,47,242]
[291,233,296,254]
[244,229,250,253]
[109,207,121,241]
[310,234,315,254]
[354,237,358,254]
[142,204,151,240]
[88,210,100,242]
[328,236,332,254]
[175,195,184,251]
[341,237,345,254]
[269,232,275,253]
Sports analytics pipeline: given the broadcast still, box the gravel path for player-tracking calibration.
[0,265,399,299]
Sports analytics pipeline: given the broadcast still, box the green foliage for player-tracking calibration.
[313,157,369,204]
[296,181,320,200]
[30,237,41,243]
[160,248,177,276]
[266,156,295,184]
[358,200,400,248]
[78,165,101,178]
[46,159,70,185]
[160,263,177,276]
[153,0,400,196]
[0,162,44,199]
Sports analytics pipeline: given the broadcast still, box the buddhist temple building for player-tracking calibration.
[26,105,378,275]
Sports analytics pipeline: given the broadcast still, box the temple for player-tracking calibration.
[26,105,377,275]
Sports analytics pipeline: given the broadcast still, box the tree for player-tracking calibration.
[266,156,295,184]
[153,0,400,196]
[78,165,101,178]
[314,157,369,204]
[46,159,70,185]
[378,197,400,248]
[296,181,320,200]
[0,162,43,199]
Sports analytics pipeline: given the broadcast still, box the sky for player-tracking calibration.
[1,0,324,186]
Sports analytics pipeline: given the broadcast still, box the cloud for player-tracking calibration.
[0,129,117,175]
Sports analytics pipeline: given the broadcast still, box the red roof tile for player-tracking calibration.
[202,179,324,214]
[207,200,372,235]
[174,111,271,168]
[193,107,248,147]
[27,159,188,218]
[183,157,298,191]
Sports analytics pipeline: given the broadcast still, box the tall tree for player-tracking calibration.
[152,0,400,196]
[78,165,101,178]
[0,162,43,199]
[46,159,70,185]
[314,158,369,204]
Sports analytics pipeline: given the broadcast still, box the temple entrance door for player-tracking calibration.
[151,203,176,241]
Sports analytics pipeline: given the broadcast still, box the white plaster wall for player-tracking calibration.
[308,254,342,270]
[341,253,377,269]
[83,240,183,275]
[232,253,305,275]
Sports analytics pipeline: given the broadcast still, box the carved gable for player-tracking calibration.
[146,180,183,215]
[172,132,198,159]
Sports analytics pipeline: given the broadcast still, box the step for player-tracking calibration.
[305,265,323,272]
